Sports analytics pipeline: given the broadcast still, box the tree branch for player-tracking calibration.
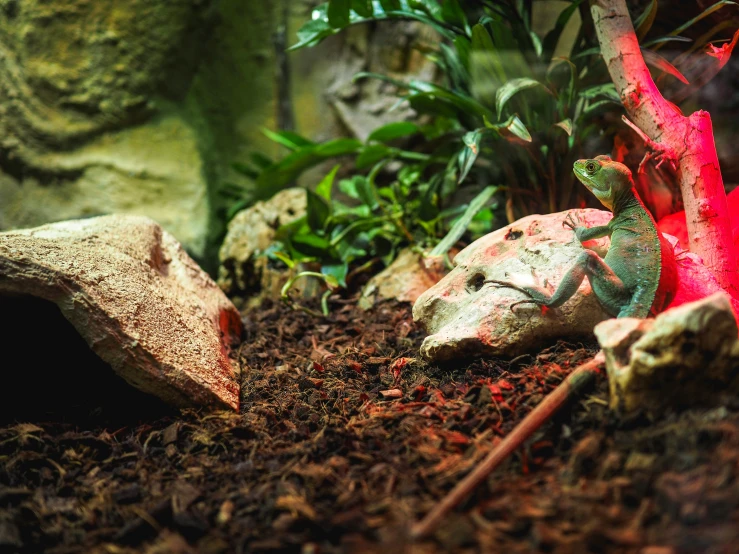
[590,0,738,296]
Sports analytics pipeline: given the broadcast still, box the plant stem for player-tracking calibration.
[410,351,605,541]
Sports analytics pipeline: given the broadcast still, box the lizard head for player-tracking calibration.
[573,155,633,210]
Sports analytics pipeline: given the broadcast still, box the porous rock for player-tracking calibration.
[413,209,738,362]
[218,188,306,304]
[0,215,242,410]
[413,209,614,361]
[594,292,739,416]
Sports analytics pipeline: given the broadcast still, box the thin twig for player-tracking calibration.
[409,351,606,541]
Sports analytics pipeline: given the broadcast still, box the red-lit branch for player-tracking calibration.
[591,0,739,296]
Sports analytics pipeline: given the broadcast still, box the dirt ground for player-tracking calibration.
[1,297,738,553]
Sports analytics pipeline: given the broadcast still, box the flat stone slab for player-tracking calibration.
[0,215,242,410]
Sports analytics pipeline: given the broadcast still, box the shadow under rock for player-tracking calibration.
[0,294,174,426]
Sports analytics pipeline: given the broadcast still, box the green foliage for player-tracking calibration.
[228,0,630,296]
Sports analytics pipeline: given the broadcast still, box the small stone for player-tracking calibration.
[218,188,306,303]
[595,292,739,416]
[359,247,449,309]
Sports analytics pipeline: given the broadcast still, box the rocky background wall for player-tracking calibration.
[0,0,434,271]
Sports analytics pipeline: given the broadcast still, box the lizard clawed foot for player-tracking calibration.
[563,212,581,232]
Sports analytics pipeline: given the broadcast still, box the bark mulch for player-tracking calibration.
[1,298,738,553]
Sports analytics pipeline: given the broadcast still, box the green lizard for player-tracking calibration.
[488,155,678,318]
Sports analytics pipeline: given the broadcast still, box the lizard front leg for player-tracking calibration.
[488,250,631,316]
[563,212,611,243]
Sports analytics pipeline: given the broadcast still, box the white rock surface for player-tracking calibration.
[413,209,614,361]
[413,208,739,362]
[594,292,739,416]
[0,215,242,410]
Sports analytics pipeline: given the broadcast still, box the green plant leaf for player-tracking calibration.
[581,99,620,117]
[379,0,401,10]
[407,93,460,118]
[634,0,657,41]
[316,165,339,200]
[262,128,316,150]
[351,0,373,17]
[328,0,351,27]
[470,23,506,97]
[641,35,692,47]
[484,114,532,142]
[441,0,469,33]
[458,130,484,184]
[291,18,334,50]
[430,185,498,256]
[669,1,736,38]
[495,77,551,115]
[255,149,323,196]
[554,118,573,136]
[231,162,259,179]
[291,232,332,257]
[579,83,620,102]
[306,188,331,231]
[356,144,391,169]
[250,152,274,169]
[354,175,378,210]
[541,0,584,63]
[367,121,420,142]
[321,263,348,287]
[641,47,689,84]
[314,138,363,156]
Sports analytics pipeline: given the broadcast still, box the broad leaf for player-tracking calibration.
[495,77,551,115]
[351,0,373,17]
[321,263,349,287]
[314,138,363,156]
[367,121,420,142]
[441,0,469,33]
[306,189,331,231]
[470,23,506,98]
[356,144,391,168]
[379,0,401,10]
[554,118,573,136]
[430,186,498,256]
[484,114,532,142]
[328,0,351,28]
[316,165,339,200]
[262,128,315,150]
[458,130,484,184]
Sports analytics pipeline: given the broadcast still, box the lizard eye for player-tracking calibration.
[585,162,598,174]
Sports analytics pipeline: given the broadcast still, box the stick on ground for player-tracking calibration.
[410,351,606,541]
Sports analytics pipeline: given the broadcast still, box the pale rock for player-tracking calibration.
[413,209,614,361]
[413,208,739,362]
[0,215,242,410]
[594,292,739,416]
[359,248,449,310]
[218,189,306,304]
